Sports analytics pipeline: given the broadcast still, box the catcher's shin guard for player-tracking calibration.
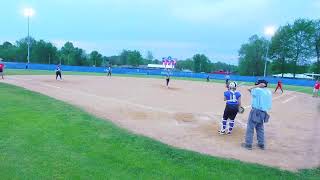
[228,120,235,133]
[220,119,227,132]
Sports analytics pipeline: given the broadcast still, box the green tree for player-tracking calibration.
[127,50,143,66]
[176,58,194,71]
[142,51,154,65]
[59,42,75,65]
[269,25,293,77]
[0,42,17,60]
[192,54,211,73]
[119,50,143,66]
[211,61,238,73]
[287,19,314,77]
[152,59,160,64]
[32,40,58,64]
[107,55,121,66]
[73,48,88,66]
[15,37,36,62]
[238,35,268,76]
[119,50,129,65]
[89,51,103,67]
[101,56,109,67]
[59,42,88,66]
[146,51,154,60]
[313,20,320,74]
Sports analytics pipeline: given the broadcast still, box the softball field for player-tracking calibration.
[3,75,320,171]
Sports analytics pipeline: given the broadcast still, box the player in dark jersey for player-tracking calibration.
[225,74,230,88]
[218,81,242,135]
[165,73,170,88]
[55,65,62,80]
[106,65,112,77]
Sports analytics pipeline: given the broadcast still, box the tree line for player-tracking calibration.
[0,38,237,73]
[239,18,320,77]
[1,18,319,76]
[0,38,147,67]
[175,54,237,73]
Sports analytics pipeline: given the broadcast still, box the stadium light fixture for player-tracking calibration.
[263,25,276,77]
[24,8,35,17]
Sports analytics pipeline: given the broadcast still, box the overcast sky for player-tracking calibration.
[1,0,319,64]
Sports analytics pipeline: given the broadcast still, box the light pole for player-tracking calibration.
[23,8,35,68]
[263,26,276,77]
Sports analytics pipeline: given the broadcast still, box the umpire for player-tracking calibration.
[242,80,272,150]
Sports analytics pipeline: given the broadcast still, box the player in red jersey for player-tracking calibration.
[274,80,283,93]
[313,80,320,97]
[0,60,4,79]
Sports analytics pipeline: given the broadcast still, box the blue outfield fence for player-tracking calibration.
[3,62,316,87]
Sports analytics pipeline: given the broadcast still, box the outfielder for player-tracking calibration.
[219,81,242,135]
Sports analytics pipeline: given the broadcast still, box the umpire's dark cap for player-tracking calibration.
[255,79,268,87]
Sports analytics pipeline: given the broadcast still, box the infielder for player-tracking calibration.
[165,71,170,88]
[106,65,112,77]
[55,65,62,80]
[225,74,230,88]
[219,81,242,135]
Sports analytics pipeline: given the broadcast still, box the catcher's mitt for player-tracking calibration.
[238,106,245,114]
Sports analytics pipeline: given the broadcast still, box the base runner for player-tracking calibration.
[219,82,242,135]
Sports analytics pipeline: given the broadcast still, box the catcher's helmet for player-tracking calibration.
[229,81,237,89]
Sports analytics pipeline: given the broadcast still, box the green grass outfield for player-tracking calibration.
[0,83,319,179]
[5,69,315,95]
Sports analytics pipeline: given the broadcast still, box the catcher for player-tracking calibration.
[218,81,244,135]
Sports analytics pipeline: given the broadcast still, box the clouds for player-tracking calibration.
[0,0,318,65]
[169,0,270,24]
[313,0,320,8]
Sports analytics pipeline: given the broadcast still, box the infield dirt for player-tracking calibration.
[2,75,319,171]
